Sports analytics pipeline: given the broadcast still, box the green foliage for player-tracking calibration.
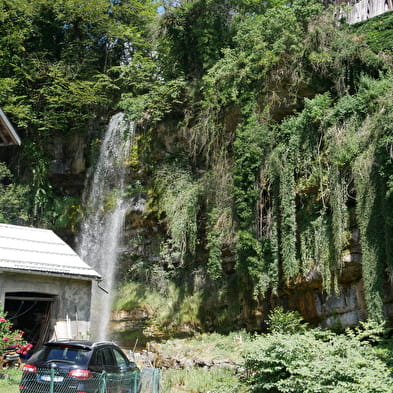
[120,77,188,123]
[2,0,393,333]
[151,330,252,365]
[351,10,393,54]
[0,367,21,392]
[117,0,393,328]
[114,281,203,334]
[162,367,246,393]
[155,165,201,265]
[0,162,29,224]
[266,306,307,334]
[0,313,32,353]
[278,154,298,279]
[0,0,155,133]
[244,326,393,393]
[354,147,385,321]
[233,117,269,228]
[0,0,156,232]
[44,196,80,232]
[206,208,232,280]
[157,0,235,79]
[140,0,393,323]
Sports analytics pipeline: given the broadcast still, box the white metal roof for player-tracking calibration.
[0,223,101,280]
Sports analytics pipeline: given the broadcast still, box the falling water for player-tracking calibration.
[77,112,133,341]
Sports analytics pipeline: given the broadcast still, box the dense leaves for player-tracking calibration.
[0,0,155,228]
[138,2,393,322]
[245,328,393,393]
[2,0,393,328]
[0,162,29,224]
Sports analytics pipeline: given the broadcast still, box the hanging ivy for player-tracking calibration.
[354,148,384,322]
[278,151,299,279]
[330,166,349,271]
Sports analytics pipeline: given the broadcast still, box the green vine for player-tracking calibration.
[155,165,201,265]
[354,148,384,321]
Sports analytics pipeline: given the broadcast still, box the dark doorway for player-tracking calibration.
[4,292,55,349]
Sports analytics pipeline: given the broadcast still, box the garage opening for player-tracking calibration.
[4,292,56,349]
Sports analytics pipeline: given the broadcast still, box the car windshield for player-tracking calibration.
[34,345,90,365]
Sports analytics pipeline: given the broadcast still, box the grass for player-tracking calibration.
[161,367,247,393]
[114,281,203,339]
[152,331,252,365]
[152,331,252,392]
[0,368,21,393]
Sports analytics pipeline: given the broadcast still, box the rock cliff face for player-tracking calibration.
[48,132,87,197]
[110,203,391,345]
[42,112,392,344]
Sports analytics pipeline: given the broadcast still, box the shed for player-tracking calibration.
[0,223,101,348]
[0,108,21,146]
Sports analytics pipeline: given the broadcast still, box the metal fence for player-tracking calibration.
[140,368,161,393]
[13,367,160,393]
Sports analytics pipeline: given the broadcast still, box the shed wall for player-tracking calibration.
[0,272,93,341]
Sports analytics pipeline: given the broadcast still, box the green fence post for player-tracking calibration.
[99,370,107,393]
[133,371,137,393]
[154,368,160,393]
[49,365,55,393]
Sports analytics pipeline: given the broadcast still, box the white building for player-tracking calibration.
[336,0,393,24]
[0,223,101,348]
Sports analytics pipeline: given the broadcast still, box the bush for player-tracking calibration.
[0,314,33,356]
[244,327,393,393]
[266,306,307,334]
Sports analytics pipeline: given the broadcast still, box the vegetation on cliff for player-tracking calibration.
[1,1,393,330]
[0,0,155,229]
[2,2,393,390]
[118,1,393,329]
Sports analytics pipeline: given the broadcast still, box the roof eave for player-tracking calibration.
[0,267,101,281]
[0,108,21,146]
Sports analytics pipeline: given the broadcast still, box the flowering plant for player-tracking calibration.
[0,314,33,355]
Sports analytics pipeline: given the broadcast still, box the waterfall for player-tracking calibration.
[77,112,133,341]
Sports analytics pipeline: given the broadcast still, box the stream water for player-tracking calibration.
[77,112,133,341]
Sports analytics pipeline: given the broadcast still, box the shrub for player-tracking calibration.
[266,306,308,334]
[162,367,247,393]
[244,327,393,393]
[0,314,33,356]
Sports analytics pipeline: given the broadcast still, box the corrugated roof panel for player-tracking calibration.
[0,224,100,279]
[1,237,73,254]
[1,224,63,244]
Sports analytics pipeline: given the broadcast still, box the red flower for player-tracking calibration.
[0,317,6,323]
[2,337,9,342]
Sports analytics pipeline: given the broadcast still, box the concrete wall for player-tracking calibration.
[0,271,93,340]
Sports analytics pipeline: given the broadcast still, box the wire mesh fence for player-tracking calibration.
[0,366,160,393]
[140,368,160,393]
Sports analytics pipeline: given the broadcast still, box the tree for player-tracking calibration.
[0,162,29,224]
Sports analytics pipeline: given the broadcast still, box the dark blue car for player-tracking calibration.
[19,340,139,393]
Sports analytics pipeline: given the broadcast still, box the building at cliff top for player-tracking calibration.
[0,108,21,146]
[0,223,101,348]
[335,0,393,23]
